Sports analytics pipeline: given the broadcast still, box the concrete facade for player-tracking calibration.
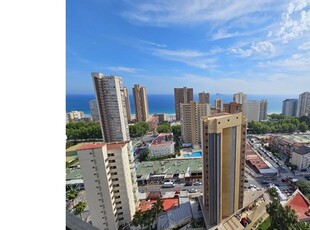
[224,102,242,114]
[297,92,310,117]
[243,100,260,122]
[133,84,149,122]
[290,146,310,170]
[67,111,84,122]
[199,91,210,104]
[259,99,268,120]
[201,113,246,227]
[123,87,131,122]
[282,99,298,117]
[181,101,211,145]
[149,133,174,157]
[89,100,100,122]
[146,115,159,132]
[91,73,130,142]
[233,92,247,104]
[174,87,194,121]
[77,141,138,230]
[214,99,224,112]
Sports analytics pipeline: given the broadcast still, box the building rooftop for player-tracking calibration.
[136,158,202,176]
[78,143,106,151]
[150,133,174,146]
[66,168,82,181]
[139,198,179,213]
[287,189,310,221]
[274,134,310,144]
[107,142,127,150]
[294,145,310,155]
[246,154,269,169]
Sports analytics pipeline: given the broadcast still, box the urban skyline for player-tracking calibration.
[67,1,310,95]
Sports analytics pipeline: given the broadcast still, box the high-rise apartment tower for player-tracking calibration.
[282,99,298,117]
[133,84,149,122]
[91,73,130,142]
[181,101,211,145]
[77,141,139,230]
[123,87,131,122]
[174,87,194,121]
[202,113,246,227]
[199,91,210,104]
[233,92,247,104]
[297,92,310,117]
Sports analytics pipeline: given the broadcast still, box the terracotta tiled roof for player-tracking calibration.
[78,143,105,150]
[287,189,310,221]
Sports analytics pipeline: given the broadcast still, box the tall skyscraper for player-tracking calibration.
[123,87,131,122]
[233,92,247,104]
[224,102,242,114]
[77,141,139,230]
[91,73,130,142]
[89,99,100,122]
[181,101,211,145]
[133,84,149,122]
[174,87,194,121]
[297,92,310,117]
[214,99,223,112]
[199,91,210,104]
[201,113,246,227]
[282,99,298,117]
[259,99,268,120]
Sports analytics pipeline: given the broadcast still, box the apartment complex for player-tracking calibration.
[243,100,267,122]
[297,92,310,117]
[290,146,310,170]
[89,100,100,122]
[133,84,149,122]
[149,133,175,158]
[201,112,246,227]
[282,99,298,117]
[77,141,138,230]
[146,115,159,132]
[67,111,84,123]
[91,73,130,142]
[224,102,242,114]
[123,87,131,122]
[233,92,247,104]
[174,87,194,121]
[199,91,210,104]
[181,101,211,145]
[214,99,223,112]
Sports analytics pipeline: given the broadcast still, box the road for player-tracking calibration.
[138,183,203,193]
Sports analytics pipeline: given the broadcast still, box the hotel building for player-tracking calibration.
[77,141,139,230]
[91,73,130,142]
[297,92,310,117]
[201,112,247,226]
[174,87,194,121]
[133,84,149,122]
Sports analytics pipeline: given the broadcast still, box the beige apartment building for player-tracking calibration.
[77,141,138,230]
[123,87,131,122]
[224,102,242,114]
[199,91,210,104]
[91,73,130,142]
[201,112,247,227]
[214,99,223,112]
[181,101,211,145]
[67,111,84,123]
[297,91,310,117]
[133,84,149,122]
[174,87,194,121]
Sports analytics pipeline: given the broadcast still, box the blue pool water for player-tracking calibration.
[184,151,202,158]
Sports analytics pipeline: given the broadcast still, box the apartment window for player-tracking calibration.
[119,217,124,221]
[118,212,123,215]
[116,201,121,204]
[109,160,116,163]
[108,153,115,157]
[117,207,122,210]
[218,122,220,124]
[114,190,120,193]
[115,196,120,199]
[113,184,120,187]
[112,178,119,181]
[89,152,92,155]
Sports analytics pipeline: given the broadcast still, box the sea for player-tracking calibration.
[66,94,297,116]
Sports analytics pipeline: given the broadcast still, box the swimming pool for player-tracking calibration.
[184,151,202,158]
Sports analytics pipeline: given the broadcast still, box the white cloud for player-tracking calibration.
[230,48,253,57]
[151,48,216,69]
[251,41,275,54]
[277,0,310,43]
[107,66,138,74]
[298,41,310,50]
[122,0,278,26]
[136,39,166,48]
[258,54,310,71]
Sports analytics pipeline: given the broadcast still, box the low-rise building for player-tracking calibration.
[153,113,166,123]
[149,133,174,158]
[286,189,310,222]
[269,134,310,156]
[290,145,310,170]
[67,111,84,122]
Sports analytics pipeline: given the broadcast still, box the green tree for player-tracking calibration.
[129,122,149,137]
[268,187,278,198]
[66,187,78,200]
[152,199,164,226]
[171,125,181,137]
[143,210,154,230]
[132,210,144,229]
[74,201,86,219]
[296,181,310,199]
[157,123,171,133]
[299,122,308,133]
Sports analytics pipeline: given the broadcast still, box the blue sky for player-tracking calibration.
[67,0,310,95]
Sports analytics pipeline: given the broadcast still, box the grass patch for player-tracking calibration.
[257,217,270,230]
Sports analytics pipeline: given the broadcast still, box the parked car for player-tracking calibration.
[193,181,202,186]
[188,188,198,193]
[184,181,192,186]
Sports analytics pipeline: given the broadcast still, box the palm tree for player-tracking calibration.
[74,201,87,219]
[143,210,154,230]
[268,187,278,199]
[132,210,144,229]
[152,199,164,226]
[66,186,78,200]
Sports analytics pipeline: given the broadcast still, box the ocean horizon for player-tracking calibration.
[66,94,298,116]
